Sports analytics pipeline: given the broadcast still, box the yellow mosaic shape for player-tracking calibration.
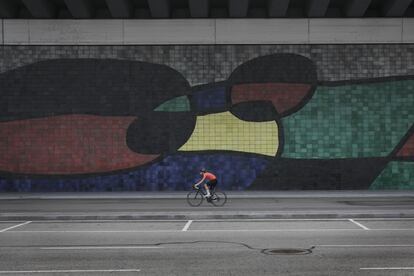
[178,112,278,156]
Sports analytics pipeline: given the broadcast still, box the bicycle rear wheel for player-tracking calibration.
[211,190,227,207]
[186,190,204,207]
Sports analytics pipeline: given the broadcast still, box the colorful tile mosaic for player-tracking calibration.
[282,80,414,159]
[370,162,414,190]
[179,112,279,156]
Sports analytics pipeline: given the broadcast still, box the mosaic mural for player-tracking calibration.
[0,53,413,191]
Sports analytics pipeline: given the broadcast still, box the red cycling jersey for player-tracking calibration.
[203,172,216,181]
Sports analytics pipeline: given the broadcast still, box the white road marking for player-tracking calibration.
[360,267,414,270]
[1,218,413,223]
[318,244,414,247]
[3,228,414,233]
[182,220,193,231]
[10,230,182,233]
[0,221,31,232]
[0,269,140,274]
[348,219,370,230]
[40,246,162,250]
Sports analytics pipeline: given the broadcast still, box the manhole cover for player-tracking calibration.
[261,248,312,255]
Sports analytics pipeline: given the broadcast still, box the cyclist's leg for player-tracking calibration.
[204,183,211,197]
[209,180,218,199]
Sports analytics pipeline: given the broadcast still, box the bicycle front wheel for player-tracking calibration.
[211,190,227,207]
[186,190,204,207]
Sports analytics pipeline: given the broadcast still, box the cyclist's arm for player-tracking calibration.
[194,175,206,188]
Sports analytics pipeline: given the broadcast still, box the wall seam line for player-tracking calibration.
[214,19,217,45]
[122,19,125,45]
[1,19,4,45]
[27,20,31,45]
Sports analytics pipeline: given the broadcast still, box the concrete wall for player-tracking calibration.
[0,18,413,192]
[1,18,414,45]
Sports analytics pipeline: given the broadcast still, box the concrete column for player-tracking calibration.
[0,0,18,18]
[307,0,330,17]
[344,0,372,17]
[189,0,209,18]
[229,0,249,17]
[148,0,170,18]
[106,0,133,18]
[268,0,290,17]
[64,0,94,18]
[382,0,412,16]
[22,0,57,18]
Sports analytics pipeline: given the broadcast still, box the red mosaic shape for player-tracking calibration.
[231,83,312,115]
[396,132,414,157]
[0,115,159,175]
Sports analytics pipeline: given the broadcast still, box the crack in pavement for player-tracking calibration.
[1,240,316,255]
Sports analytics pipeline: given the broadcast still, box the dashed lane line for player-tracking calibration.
[318,244,414,247]
[0,269,140,274]
[348,219,370,230]
[182,220,193,231]
[0,221,31,232]
[40,246,162,250]
[360,267,414,270]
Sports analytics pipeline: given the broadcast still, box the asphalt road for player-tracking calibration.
[0,219,413,275]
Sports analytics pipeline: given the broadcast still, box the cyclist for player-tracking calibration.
[193,168,217,199]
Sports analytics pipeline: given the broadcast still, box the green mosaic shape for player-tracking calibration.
[282,80,414,159]
[370,162,414,190]
[154,96,190,112]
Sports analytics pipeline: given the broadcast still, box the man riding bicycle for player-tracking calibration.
[193,168,217,199]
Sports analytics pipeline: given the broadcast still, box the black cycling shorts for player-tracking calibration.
[206,179,217,189]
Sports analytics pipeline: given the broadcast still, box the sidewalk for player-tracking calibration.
[1,191,413,220]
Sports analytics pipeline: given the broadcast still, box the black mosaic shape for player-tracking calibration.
[228,54,318,85]
[126,112,196,155]
[0,59,191,121]
[230,101,278,122]
[248,158,389,190]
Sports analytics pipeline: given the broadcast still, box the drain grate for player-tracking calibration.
[261,248,313,255]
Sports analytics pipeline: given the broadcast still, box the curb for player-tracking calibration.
[1,191,413,200]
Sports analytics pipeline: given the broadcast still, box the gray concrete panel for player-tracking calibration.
[403,18,414,42]
[124,19,215,44]
[3,20,29,44]
[1,18,412,44]
[27,20,123,45]
[215,19,308,44]
[309,18,402,43]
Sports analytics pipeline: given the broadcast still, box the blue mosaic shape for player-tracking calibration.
[191,87,227,112]
[0,153,270,192]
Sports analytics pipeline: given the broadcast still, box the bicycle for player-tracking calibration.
[186,186,227,207]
